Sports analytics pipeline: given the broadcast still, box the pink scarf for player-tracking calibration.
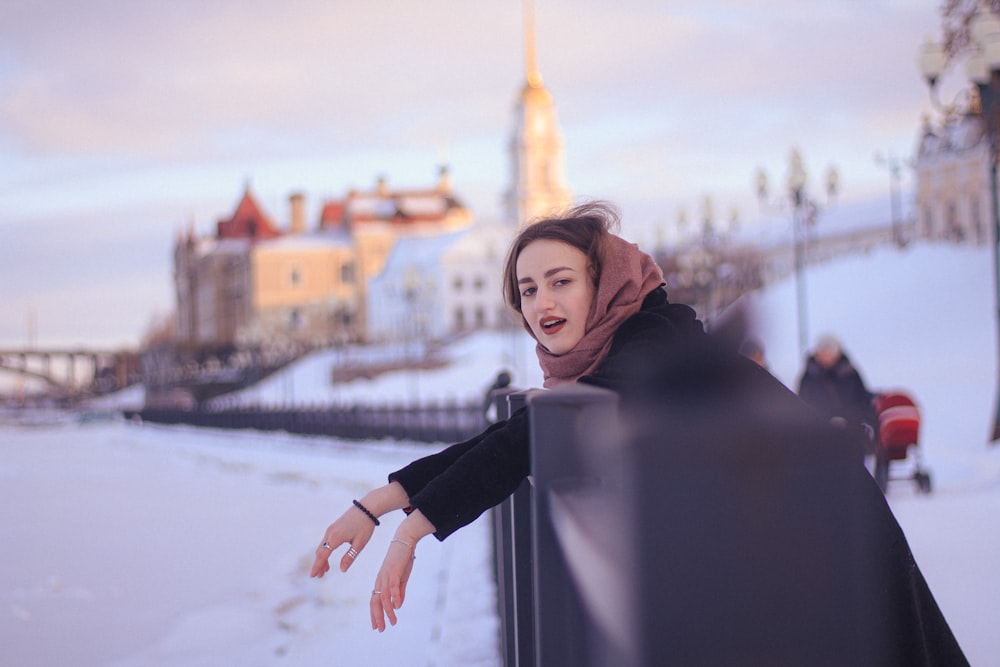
[528,235,664,387]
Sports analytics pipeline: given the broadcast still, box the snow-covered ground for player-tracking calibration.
[2,239,999,666]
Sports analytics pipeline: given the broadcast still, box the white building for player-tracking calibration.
[440,222,515,333]
[914,106,992,246]
[366,230,468,344]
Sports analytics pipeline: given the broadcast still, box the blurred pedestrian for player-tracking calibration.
[797,334,877,444]
[481,369,512,423]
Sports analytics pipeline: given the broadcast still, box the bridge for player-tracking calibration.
[655,216,916,321]
[0,347,141,401]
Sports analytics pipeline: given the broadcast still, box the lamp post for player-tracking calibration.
[874,151,904,246]
[756,148,835,359]
[787,149,811,359]
[920,1,1000,442]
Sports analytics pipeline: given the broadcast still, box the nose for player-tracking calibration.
[533,286,555,312]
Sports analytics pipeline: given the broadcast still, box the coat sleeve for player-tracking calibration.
[388,407,531,540]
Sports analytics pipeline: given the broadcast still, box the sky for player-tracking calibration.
[0,1,959,349]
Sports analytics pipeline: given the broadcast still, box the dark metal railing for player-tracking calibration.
[128,400,486,444]
[491,385,629,667]
[491,390,537,667]
[493,382,874,666]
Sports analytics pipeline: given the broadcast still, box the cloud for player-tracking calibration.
[0,1,525,159]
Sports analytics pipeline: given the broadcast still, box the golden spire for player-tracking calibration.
[524,0,543,88]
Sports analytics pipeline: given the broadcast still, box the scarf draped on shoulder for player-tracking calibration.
[531,234,664,387]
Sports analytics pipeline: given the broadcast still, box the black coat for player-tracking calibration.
[389,287,708,539]
[388,287,968,665]
[797,352,878,429]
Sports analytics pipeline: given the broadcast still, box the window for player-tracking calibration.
[971,196,984,243]
[453,276,464,291]
[454,307,466,330]
[290,267,302,287]
[946,201,963,241]
[340,262,355,284]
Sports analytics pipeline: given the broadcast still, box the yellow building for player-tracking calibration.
[173,170,473,349]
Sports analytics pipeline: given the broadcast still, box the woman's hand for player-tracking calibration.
[310,483,410,578]
[310,505,377,578]
[370,537,417,631]
[370,510,436,632]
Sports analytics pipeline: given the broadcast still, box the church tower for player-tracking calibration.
[504,0,572,227]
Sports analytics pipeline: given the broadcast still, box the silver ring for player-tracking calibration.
[346,548,359,559]
[321,542,333,551]
[372,590,381,595]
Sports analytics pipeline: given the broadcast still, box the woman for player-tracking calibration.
[309,203,966,664]
[311,201,677,628]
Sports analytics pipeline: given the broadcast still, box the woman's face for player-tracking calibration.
[515,239,595,355]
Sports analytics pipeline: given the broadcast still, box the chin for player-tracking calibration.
[546,338,580,356]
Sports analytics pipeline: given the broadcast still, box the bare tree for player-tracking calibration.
[941,0,1000,60]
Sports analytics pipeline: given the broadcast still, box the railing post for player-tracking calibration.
[527,385,628,667]
[491,390,536,667]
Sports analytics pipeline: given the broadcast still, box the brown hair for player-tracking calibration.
[502,201,621,313]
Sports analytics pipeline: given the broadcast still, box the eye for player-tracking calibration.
[521,285,536,297]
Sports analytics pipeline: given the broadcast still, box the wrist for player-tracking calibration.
[395,509,436,545]
[358,482,410,518]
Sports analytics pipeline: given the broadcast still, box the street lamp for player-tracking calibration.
[787,149,811,359]
[920,0,1000,442]
[756,148,835,359]
[874,151,904,246]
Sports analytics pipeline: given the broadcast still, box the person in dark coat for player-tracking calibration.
[481,369,512,423]
[797,334,878,445]
[308,202,967,665]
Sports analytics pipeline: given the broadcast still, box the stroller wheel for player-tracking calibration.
[916,471,932,494]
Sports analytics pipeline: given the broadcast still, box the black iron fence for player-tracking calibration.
[492,382,884,666]
[128,400,486,444]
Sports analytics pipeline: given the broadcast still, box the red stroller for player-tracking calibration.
[871,390,932,494]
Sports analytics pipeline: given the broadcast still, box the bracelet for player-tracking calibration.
[391,538,416,559]
[352,499,380,526]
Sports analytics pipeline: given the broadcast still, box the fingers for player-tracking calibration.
[370,582,400,631]
[310,540,337,578]
[369,541,417,631]
[311,539,364,578]
[391,557,414,609]
[338,545,360,572]
[370,587,395,631]
[310,513,375,578]
[390,579,405,610]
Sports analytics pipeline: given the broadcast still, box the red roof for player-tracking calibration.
[216,188,282,240]
[318,186,467,231]
[319,201,347,229]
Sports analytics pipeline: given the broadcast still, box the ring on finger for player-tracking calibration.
[347,547,359,559]
[372,590,381,595]
[321,542,333,551]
